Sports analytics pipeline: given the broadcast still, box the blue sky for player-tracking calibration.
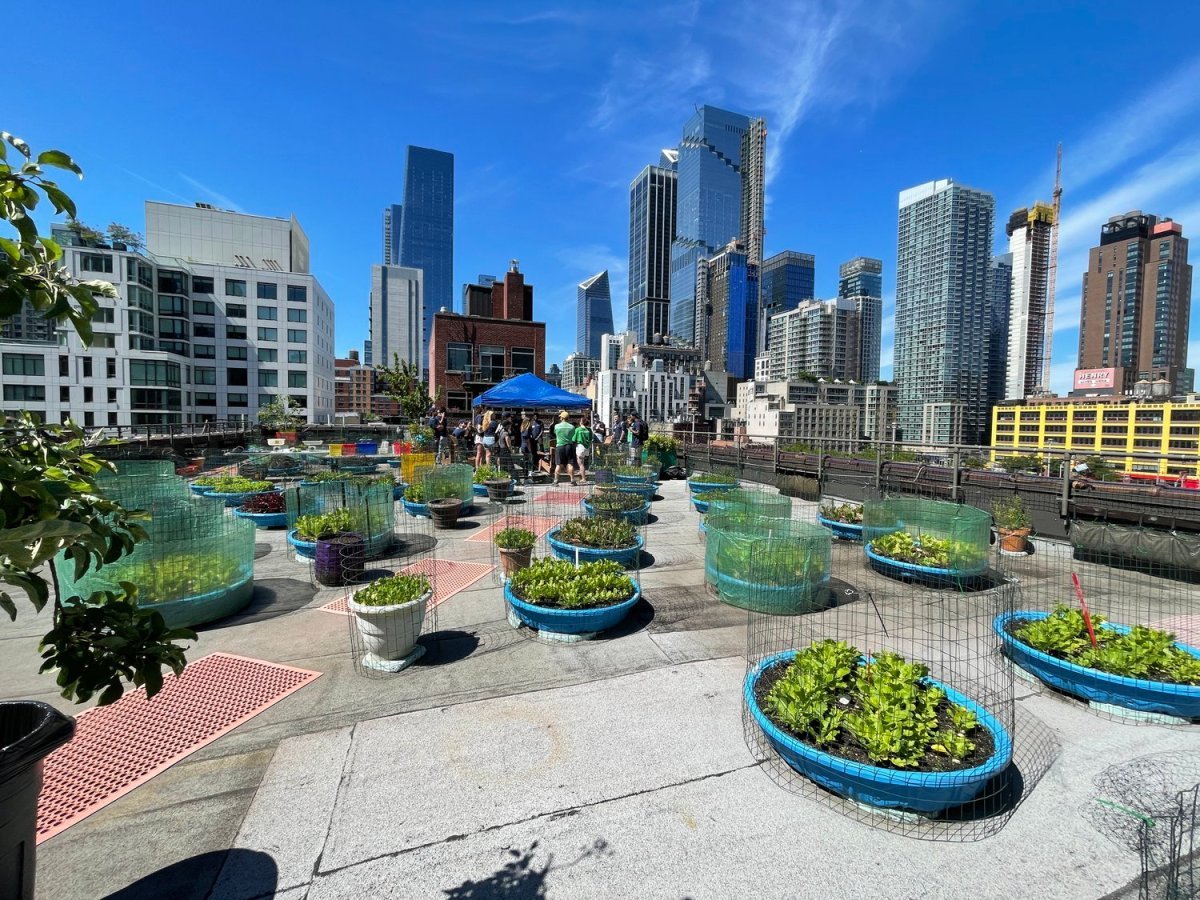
[9,1,1200,392]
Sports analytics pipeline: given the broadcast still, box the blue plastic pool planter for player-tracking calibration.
[393,482,408,501]
[706,565,830,615]
[580,498,650,526]
[205,488,276,508]
[189,482,210,496]
[687,478,739,494]
[746,650,1013,814]
[993,611,1200,719]
[145,575,255,629]
[817,515,864,541]
[865,542,988,586]
[546,527,644,567]
[615,473,652,485]
[692,496,711,514]
[287,529,317,560]
[403,498,430,518]
[613,482,657,501]
[472,482,489,497]
[505,579,641,635]
[233,508,288,529]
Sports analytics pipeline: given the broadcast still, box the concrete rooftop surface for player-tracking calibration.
[3,480,1197,900]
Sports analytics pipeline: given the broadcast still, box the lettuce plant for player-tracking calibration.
[510,558,635,609]
[353,572,430,607]
[554,516,637,549]
[820,502,863,524]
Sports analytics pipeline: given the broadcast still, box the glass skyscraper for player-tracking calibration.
[838,257,884,384]
[697,243,758,380]
[987,253,1013,417]
[894,179,995,445]
[669,105,751,346]
[382,146,454,368]
[628,157,677,343]
[758,251,815,355]
[576,270,614,359]
[838,256,883,300]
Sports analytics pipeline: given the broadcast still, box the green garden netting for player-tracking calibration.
[863,498,991,574]
[97,465,194,510]
[420,464,474,506]
[98,459,176,478]
[706,486,792,521]
[286,478,396,557]
[704,514,831,614]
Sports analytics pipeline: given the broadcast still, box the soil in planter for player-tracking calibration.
[752,659,995,775]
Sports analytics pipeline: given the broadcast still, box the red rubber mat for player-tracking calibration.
[1153,615,1200,647]
[533,487,590,506]
[464,516,559,543]
[37,653,320,843]
[316,559,494,615]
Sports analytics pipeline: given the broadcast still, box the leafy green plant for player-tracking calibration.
[240,492,286,514]
[409,424,434,447]
[353,572,431,607]
[714,537,827,586]
[690,471,737,485]
[376,354,433,422]
[819,502,863,524]
[404,483,426,503]
[295,509,356,542]
[643,433,678,455]
[258,395,303,429]
[205,477,272,494]
[870,530,984,571]
[554,516,637,549]
[998,453,1044,475]
[92,552,245,604]
[763,641,981,770]
[495,527,536,550]
[473,464,506,484]
[588,490,645,512]
[992,495,1031,531]
[612,464,651,478]
[510,558,635,609]
[1014,605,1200,685]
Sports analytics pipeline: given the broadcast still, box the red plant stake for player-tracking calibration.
[1071,572,1100,648]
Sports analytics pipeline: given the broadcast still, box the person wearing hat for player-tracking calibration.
[551,410,576,483]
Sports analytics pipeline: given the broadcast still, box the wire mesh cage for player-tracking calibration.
[863,497,993,589]
[707,485,794,522]
[284,477,397,581]
[1001,520,1200,725]
[705,515,830,614]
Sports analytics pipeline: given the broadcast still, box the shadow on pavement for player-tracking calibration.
[104,849,276,900]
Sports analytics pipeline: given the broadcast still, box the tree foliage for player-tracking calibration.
[257,394,303,429]
[0,131,194,704]
[375,353,433,421]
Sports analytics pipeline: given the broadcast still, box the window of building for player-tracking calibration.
[258,306,278,321]
[97,329,117,345]
[227,367,248,387]
[258,370,278,387]
[160,341,190,357]
[106,358,117,379]
[258,393,276,407]
[79,253,113,273]
[4,384,45,403]
[59,355,69,377]
[192,275,215,294]
[256,282,278,300]
[258,326,278,341]
[59,385,70,403]
[82,357,93,378]
[287,308,307,323]
[287,329,306,343]
[158,295,187,316]
[289,394,306,408]
[194,344,216,359]
[227,324,247,340]
[287,285,307,303]
[158,270,189,295]
[192,299,215,316]
[226,303,247,318]
[511,347,535,375]
[227,346,248,360]
[129,360,180,387]
[195,391,217,407]
[446,342,471,372]
[228,392,248,408]
[480,345,504,380]
[194,367,217,385]
[258,348,278,363]
[225,279,247,297]
[287,349,307,364]
[92,306,115,324]
[158,318,189,339]
[107,388,117,404]
[2,353,45,376]
[194,323,216,338]
[287,371,307,388]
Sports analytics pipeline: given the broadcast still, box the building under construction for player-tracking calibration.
[1004,202,1054,399]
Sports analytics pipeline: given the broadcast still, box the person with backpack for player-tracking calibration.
[572,416,594,484]
[609,414,625,446]
[551,410,576,483]
[628,412,648,462]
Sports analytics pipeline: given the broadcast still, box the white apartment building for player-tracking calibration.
[734,379,895,449]
[0,202,335,427]
[595,359,691,426]
[765,297,863,382]
[561,353,600,394]
[369,264,423,378]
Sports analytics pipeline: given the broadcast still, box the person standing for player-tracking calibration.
[481,410,499,466]
[592,417,607,444]
[609,414,625,447]
[473,408,485,467]
[529,413,545,474]
[573,416,593,484]
[552,410,576,483]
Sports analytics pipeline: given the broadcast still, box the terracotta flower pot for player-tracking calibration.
[499,545,533,577]
[428,498,463,529]
[998,527,1032,554]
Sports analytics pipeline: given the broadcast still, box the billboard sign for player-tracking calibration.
[1073,367,1117,390]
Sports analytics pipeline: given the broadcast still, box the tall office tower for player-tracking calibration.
[1003,204,1054,399]
[576,270,614,358]
[369,265,424,376]
[765,297,862,382]
[381,146,454,363]
[628,159,677,343]
[758,251,815,355]
[838,257,883,384]
[698,240,759,380]
[1078,212,1193,394]
[838,256,883,300]
[669,105,751,346]
[740,118,767,268]
[987,253,1013,414]
[894,179,995,445]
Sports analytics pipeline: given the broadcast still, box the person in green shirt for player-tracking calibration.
[551,411,576,483]
[572,416,594,483]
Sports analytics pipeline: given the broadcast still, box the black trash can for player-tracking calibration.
[1,701,75,900]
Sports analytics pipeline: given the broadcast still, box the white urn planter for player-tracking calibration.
[347,587,432,672]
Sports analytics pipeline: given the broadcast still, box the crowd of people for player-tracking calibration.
[422,407,651,484]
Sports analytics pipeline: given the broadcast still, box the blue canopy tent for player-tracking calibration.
[470,372,592,410]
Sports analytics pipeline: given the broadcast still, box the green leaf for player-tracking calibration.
[2,132,31,158]
[0,237,19,261]
[41,183,77,218]
[36,150,83,176]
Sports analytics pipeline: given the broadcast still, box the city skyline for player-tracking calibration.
[6,3,1200,394]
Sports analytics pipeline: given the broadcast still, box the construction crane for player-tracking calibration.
[1042,144,1063,393]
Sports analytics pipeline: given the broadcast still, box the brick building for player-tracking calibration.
[334,349,398,418]
[430,261,546,413]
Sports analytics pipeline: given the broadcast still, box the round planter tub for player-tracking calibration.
[505,580,641,635]
[687,478,739,494]
[817,515,864,541]
[233,508,288,529]
[189,482,212,495]
[403,499,431,518]
[706,564,829,615]
[993,611,1200,719]
[287,529,318,560]
[615,473,653,485]
[865,542,988,586]
[547,527,644,567]
[143,575,255,629]
[613,482,657,501]
[581,498,650,526]
[746,650,1013,814]
[205,489,274,508]
[692,497,711,514]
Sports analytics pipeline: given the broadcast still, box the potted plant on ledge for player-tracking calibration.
[505,558,640,638]
[547,516,643,567]
[642,433,679,472]
[992,495,1032,555]
[746,639,1012,814]
[495,527,536,578]
[348,572,433,671]
[994,605,1200,719]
